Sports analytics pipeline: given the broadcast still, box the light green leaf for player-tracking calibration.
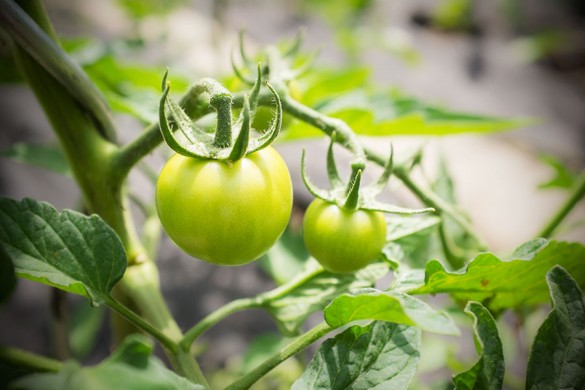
[538,154,577,190]
[408,240,585,311]
[453,301,504,389]
[0,198,127,306]
[282,89,529,142]
[324,288,459,335]
[384,215,442,268]
[12,335,204,390]
[1,143,71,176]
[292,321,421,390]
[526,266,585,389]
[262,259,390,336]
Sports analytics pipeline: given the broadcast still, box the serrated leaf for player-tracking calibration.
[0,143,71,176]
[0,246,16,305]
[12,335,204,390]
[324,288,459,335]
[453,301,504,389]
[384,215,442,269]
[262,259,390,336]
[526,266,585,389]
[0,198,126,306]
[408,240,585,311]
[291,321,421,390]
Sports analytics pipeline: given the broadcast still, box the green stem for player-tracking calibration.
[280,93,366,164]
[118,261,209,387]
[365,147,487,250]
[104,296,178,354]
[537,169,585,239]
[0,346,63,372]
[225,322,332,390]
[181,297,263,350]
[0,0,116,141]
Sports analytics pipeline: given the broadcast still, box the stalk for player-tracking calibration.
[537,170,585,239]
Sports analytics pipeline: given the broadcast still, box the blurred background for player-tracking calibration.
[1,0,585,388]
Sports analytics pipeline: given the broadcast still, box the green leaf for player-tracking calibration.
[0,143,71,176]
[69,303,106,359]
[82,54,190,124]
[408,240,585,311]
[526,266,585,389]
[0,198,127,306]
[538,154,577,190]
[0,246,17,305]
[324,288,459,335]
[292,321,421,390]
[384,215,442,268]
[12,335,204,390]
[262,259,390,336]
[452,301,504,390]
[282,89,529,142]
[239,333,289,373]
[258,225,309,285]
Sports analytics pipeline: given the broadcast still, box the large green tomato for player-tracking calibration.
[303,198,387,274]
[156,146,293,265]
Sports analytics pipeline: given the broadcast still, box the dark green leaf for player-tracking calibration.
[12,335,204,390]
[526,266,585,389]
[408,240,585,311]
[262,259,390,336]
[324,288,459,335]
[453,301,504,389]
[1,143,71,176]
[0,198,127,306]
[0,246,17,305]
[292,321,421,390]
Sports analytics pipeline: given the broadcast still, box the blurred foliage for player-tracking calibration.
[116,0,190,20]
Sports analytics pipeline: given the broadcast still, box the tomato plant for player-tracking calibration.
[156,147,293,265]
[303,198,386,273]
[1,1,585,390]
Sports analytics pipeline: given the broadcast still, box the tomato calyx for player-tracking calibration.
[159,65,282,164]
[302,133,435,215]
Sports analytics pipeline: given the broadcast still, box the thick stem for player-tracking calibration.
[537,170,585,239]
[0,0,116,141]
[0,346,62,373]
[118,261,209,387]
[225,322,332,390]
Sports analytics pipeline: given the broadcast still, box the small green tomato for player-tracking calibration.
[302,198,387,274]
[156,146,293,266]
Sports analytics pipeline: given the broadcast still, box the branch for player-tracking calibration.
[225,322,332,390]
[0,346,62,373]
[537,169,585,239]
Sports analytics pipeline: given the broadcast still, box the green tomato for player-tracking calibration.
[302,198,387,274]
[156,146,293,266]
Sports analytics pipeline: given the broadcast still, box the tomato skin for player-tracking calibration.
[302,198,387,274]
[156,146,293,265]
